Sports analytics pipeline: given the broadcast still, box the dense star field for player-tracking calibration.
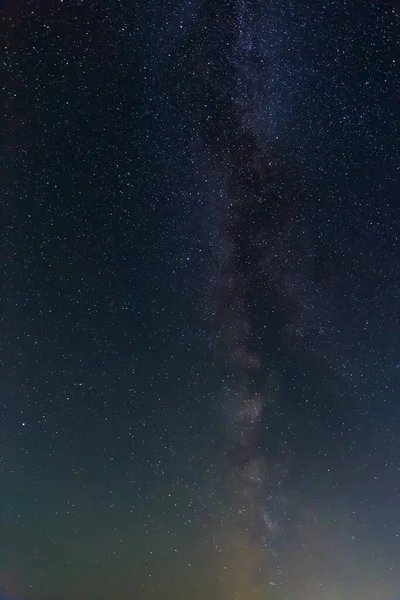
[1,0,399,599]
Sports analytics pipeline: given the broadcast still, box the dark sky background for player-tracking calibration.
[1,1,399,599]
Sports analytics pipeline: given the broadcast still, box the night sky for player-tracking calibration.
[1,1,400,599]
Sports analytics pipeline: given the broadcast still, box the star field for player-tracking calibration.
[1,1,400,599]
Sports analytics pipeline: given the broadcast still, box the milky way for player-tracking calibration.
[179,0,299,591]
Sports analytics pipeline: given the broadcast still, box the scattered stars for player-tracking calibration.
[1,0,398,599]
